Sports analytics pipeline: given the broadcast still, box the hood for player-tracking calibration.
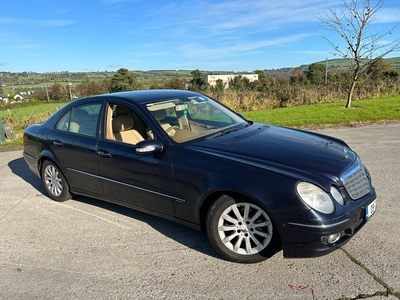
[190,123,356,187]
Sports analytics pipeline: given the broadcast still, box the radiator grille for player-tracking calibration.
[341,162,371,200]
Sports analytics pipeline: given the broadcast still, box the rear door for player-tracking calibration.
[48,101,103,196]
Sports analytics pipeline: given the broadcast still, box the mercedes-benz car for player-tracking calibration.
[23,90,377,263]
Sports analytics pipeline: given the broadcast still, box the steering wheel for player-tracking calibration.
[165,125,180,134]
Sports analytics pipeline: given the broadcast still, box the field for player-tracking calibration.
[243,96,400,128]
[0,95,399,148]
[2,57,400,93]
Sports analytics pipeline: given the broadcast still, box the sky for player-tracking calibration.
[1,0,400,73]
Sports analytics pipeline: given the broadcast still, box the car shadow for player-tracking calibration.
[74,195,220,260]
[8,157,221,261]
[8,157,47,195]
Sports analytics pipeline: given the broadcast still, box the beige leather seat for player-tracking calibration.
[153,109,173,131]
[148,109,176,137]
[70,109,89,133]
[112,114,144,145]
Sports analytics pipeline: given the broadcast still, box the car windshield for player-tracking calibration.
[145,95,247,143]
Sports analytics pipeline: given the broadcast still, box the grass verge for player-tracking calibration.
[243,96,400,128]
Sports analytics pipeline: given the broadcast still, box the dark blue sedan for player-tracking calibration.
[23,90,377,263]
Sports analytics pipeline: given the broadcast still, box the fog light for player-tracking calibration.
[322,232,343,245]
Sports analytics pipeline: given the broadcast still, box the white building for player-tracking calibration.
[0,94,8,104]
[207,74,259,88]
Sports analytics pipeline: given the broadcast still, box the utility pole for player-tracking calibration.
[45,85,50,103]
[325,58,328,85]
[68,82,72,101]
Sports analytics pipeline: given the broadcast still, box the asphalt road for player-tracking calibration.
[0,123,399,300]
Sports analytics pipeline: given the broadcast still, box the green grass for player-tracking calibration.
[0,101,68,149]
[1,96,399,148]
[0,102,67,121]
[242,96,400,127]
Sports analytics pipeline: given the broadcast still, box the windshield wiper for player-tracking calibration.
[245,120,253,127]
[205,127,238,140]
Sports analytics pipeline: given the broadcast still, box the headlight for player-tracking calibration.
[296,182,335,214]
[330,186,344,205]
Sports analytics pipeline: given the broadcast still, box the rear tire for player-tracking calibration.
[41,160,71,202]
[206,195,279,263]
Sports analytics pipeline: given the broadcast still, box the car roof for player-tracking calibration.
[86,89,202,104]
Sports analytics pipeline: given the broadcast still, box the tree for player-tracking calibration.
[190,69,207,91]
[49,83,68,101]
[214,79,226,93]
[228,75,245,91]
[35,90,49,102]
[77,79,108,97]
[164,77,186,90]
[366,57,395,81]
[306,63,326,85]
[290,68,307,86]
[253,70,272,92]
[318,0,400,107]
[109,68,143,93]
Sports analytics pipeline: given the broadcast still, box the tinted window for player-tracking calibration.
[54,110,72,132]
[55,103,102,137]
[145,95,246,143]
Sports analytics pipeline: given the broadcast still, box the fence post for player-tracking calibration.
[0,118,5,144]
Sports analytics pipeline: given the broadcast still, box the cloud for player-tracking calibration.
[107,63,122,69]
[376,8,400,23]
[0,62,8,66]
[180,33,312,59]
[148,0,327,36]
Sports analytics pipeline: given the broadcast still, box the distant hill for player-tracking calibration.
[315,57,400,69]
[1,57,399,92]
[263,57,400,78]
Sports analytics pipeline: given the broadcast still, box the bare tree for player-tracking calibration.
[318,0,400,108]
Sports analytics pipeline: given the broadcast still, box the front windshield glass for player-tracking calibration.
[145,94,246,143]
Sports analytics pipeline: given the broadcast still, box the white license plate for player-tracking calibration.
[366,200,376,220]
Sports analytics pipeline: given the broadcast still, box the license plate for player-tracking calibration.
[366,200,376,220]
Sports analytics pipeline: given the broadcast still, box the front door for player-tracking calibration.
[96,103,175,216]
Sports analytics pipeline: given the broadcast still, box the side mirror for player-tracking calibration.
[136,140,163,154]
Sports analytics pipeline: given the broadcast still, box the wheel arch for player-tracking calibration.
[38,151,71,191]
[199,190,282,245]
[37,149,57,179]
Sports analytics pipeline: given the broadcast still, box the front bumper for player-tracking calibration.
[279,191,376,258]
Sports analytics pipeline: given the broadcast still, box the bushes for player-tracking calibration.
[205,77,400,112]
[0,102,64,130]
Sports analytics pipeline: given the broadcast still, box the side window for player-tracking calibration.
[105,104,151,145]
[55,103,102,137]
[55,111,72,132]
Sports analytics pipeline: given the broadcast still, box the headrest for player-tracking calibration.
[112,114,134,132]
[175,104,187,111]
[73,109,89,119]
[152,109,167,121]
[115,106,130,114]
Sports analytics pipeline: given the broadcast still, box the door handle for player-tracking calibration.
[52,140,63,147]
[97,150,112,158]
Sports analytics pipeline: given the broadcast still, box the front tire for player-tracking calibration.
[206,195,278,263]
[41,160,71,202]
